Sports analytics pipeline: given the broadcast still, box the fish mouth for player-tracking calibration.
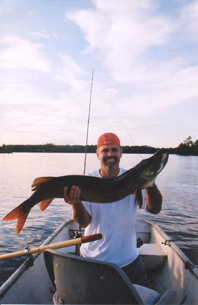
[159,152,168,171]
[148,150,169,174]
[134,150,168,188]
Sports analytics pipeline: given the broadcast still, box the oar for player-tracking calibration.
[0,233,102,260]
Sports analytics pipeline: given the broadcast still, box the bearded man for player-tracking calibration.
[64,132,162,287]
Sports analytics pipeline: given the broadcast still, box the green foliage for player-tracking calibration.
[0,144,97,154]
[0,137,197,155]
[0,144,160,154]
[175,136,198,156]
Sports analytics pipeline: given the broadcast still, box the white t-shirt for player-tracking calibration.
[80,168,146,268]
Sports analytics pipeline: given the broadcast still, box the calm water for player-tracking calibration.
[0,153,198,286]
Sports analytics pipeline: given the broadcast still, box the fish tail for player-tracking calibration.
[2,201,31,234]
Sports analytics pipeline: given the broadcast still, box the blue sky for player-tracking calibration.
[0,0,198,148]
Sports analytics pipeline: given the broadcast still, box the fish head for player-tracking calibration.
[130,150,169,189]
[143,150,168,186]
[146,150,169,174]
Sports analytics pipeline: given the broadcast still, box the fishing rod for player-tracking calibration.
[74,68,94,248]
[83,68,94,175]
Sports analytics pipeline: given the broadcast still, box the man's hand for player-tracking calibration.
[145,183,162,214]
[63,185,91,227]
[63,185,82,205]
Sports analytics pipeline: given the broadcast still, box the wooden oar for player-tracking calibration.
[0,233,102,260]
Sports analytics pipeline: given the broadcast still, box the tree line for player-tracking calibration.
[0,137,197,155]
[174,136,198,156]
[0,143,158,154]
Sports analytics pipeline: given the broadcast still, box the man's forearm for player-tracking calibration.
[72,202,91,227]
[145,183,162,214]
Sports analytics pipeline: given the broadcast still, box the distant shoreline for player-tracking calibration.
[0,143,197,156]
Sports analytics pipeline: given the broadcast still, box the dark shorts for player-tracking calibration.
[122,256,149,287]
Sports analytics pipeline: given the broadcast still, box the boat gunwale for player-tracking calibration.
[0,219,72,299]
[150,221,198,279]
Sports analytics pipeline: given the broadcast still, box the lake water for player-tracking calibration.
[0,152,198,286]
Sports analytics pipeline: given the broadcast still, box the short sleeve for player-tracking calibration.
[82,200,91,215]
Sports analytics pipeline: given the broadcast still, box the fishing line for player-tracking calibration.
[83,68,94,175]
[163,198,193,249]
[163,199,183,235]
[110,99,143,160]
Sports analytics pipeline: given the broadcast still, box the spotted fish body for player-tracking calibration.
[3,150,168,234]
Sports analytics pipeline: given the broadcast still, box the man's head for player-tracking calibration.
[97,132,121,149]
[96,132,122,178]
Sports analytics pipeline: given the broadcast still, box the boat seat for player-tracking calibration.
[44,250,160,305]
[139,243,167,269]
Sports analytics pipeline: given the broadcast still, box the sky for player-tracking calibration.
[0,0,198,148]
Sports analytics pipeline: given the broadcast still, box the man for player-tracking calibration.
[63,132,162,287]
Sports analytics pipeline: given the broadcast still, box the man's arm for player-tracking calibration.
[63,186,91,227]
[145,183,162,214]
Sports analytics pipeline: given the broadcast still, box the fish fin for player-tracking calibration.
[32,177,54,191]
[135,189,143,209]
[16,212,29,235]
[2,203,30,235]
[40,198,54,211]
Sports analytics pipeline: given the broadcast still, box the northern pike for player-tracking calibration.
[3,150,168,234]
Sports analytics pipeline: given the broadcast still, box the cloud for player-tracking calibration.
[66,0,177,81]
[0,35,51,71]
[56,52,85,83]
[30,29,51,40]
[66,0,198,113]
[179,1,198,42]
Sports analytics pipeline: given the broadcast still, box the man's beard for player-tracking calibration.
[102,156,119,172]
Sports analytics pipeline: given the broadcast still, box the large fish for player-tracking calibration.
[3,150,168,234]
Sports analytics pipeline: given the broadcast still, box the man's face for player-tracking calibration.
[97,144,122,174]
